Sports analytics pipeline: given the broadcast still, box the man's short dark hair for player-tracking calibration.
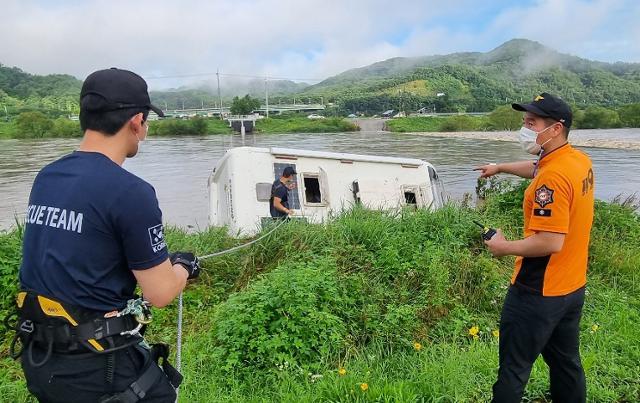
[542,116,571,139]
[282,166,297,178]
[80,95,149,135]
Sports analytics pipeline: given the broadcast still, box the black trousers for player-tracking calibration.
[492,285,586,403]
[22,344,176,403]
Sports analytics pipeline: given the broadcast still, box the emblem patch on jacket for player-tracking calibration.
[148,224,167,253]
[534,208,552,217]
[534,185,554,208]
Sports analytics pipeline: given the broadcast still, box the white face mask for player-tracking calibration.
[518,124,554,155]
[135,122,148,153]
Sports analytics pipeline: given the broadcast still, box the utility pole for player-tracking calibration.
[265,76,269,118]
[216,68,223,120]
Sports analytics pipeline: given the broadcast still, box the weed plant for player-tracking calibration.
[1,183,638,402]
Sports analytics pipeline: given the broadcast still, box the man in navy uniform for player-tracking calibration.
[270,166,296,218]
[15,68,200,402]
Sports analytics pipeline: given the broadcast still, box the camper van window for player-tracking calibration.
[404,191,417,205]
[255,183,272,202]
[303,176,322,204]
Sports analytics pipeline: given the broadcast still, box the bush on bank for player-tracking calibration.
[256,117,359,133]
[1,181,639,401]
[386,103,640,133]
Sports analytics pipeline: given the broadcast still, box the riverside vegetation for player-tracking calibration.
[0,113,358,139]
[1,103,637,139]
[386,104,640,133]
[1,180,639,402]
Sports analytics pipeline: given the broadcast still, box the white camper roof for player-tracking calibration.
[268,147,429,166]
[212,147,431,180]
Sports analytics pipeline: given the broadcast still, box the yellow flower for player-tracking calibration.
[469,326,480,337]
[591,324,599,333]
[338,367,347,376]
[360,383,369,392]
[413,342,422,351]
[492,329,500,338]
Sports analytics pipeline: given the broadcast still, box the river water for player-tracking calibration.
[1,129,639,230]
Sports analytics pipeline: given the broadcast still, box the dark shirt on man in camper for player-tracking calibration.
[269,180,289,218]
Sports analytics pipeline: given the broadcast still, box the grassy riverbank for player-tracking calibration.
[255,116,359,133]
[1,182,639,402]
[386,104,640,133]
[0,115,358,139]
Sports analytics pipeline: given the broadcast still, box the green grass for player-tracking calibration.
[385,116,444,132]
[256,117,358,133]
[206,118,234,134]
[0,121,18,139]
[386,116,489,133]
[1,182,639,402]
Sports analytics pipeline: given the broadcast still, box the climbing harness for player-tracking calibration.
[6,292,181,402]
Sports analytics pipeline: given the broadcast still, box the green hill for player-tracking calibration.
[2,39,640,117]
[304,39,640,114]
[0,64,82,117]
[0,64,309,114]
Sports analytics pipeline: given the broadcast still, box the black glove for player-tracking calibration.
[169,252,200,280]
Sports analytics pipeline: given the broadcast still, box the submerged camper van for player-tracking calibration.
[208,147,445,235]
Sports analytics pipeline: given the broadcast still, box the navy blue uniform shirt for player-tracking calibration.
[19,151,169,312]
[269,180,289,218]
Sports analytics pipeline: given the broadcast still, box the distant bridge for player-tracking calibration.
[159,103,325,118]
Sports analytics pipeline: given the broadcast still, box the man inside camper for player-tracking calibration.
[270,166,296,218]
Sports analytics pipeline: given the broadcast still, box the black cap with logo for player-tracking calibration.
[512,92,572,128]
[80,68,164,117]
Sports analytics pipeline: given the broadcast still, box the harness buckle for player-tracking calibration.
[20,319,35,334]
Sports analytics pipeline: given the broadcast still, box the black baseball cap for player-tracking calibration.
[512,92,572,128]
[283,167,297,176]
[80,68,164,117]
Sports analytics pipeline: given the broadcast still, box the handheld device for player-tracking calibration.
[473,220,497,241]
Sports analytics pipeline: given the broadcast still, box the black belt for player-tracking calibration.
[27,315,138,347]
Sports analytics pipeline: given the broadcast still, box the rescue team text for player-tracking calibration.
[26,205,84,234]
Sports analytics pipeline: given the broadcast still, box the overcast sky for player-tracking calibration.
[1,0,638,89]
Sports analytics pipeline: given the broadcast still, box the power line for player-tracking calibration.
[145,71,324,82]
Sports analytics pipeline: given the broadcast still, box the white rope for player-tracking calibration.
[197,218,288,260]
[176,292,184,372]
[175,292,183,402]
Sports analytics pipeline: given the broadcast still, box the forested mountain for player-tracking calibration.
[149,78,309,110]
[2,39,640,116]
[303,39,640,113]
[0,64,82,116]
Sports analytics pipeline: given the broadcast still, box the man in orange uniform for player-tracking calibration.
[475,93,594,403]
